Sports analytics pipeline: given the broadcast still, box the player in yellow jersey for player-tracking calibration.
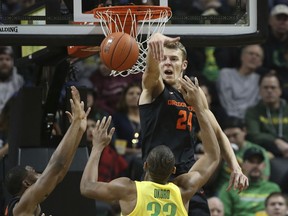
[80,77,234,215]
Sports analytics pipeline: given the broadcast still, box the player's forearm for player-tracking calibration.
[144,50,161,82]
[48,119,82,175]
[196,110,220,161]
[219,131,241,171]
[188,109,220,177]
[80,147,103,197]
[207,110,241,171]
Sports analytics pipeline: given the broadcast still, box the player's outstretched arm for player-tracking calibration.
[179,75,249,193]
[13,86,90,215]
[140,33,180,104]
[80,116,135,203]
[209,113,249,192]
[199,94,249,192]
[175,77,221,204]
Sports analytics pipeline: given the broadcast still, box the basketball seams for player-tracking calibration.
[100,32,139,71]
[110,32,127,69]
[115,35,133,71]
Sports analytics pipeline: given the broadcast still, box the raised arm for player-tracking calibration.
[207,109,248,191]
[14,86,90,215]
[198,87,248,192]
[80,116,135,203]
[139,33,180,104]
[174,76,221,204]
[180,76,248,192]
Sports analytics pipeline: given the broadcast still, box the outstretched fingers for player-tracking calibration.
[95,119,101,130]
[108,127,115,138]
[149,34,181,61]
[65,111,73,123]
[85,107,91,118]
[100,116,107,129]
[65,98,75,122]
[104,116,115,138]
[149,40,164,61]
[169,36,180,43]
[71,86,80,103]
[100,116,115,136]
[96,116,111,132]
[178,76,198,94]
[93,116,115,148]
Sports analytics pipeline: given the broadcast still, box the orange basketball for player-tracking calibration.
[100,32,139,71]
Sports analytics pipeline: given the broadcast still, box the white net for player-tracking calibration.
[94,6,172,77]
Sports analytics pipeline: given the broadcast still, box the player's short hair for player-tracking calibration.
[5,166,28,196]
[146,145,175,181]
[164,41,187,61]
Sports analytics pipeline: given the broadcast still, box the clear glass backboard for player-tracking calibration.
[0,0,268,46]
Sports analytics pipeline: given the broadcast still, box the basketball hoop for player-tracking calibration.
[94,5,172,77]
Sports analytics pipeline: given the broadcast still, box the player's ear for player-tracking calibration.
[143,161,148,171]
[182,60,188,71]
[172,166,176,174]
[22,180,32,188]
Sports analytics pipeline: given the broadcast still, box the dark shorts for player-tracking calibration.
[188,189,210,216]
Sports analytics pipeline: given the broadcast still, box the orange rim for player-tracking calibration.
[93,5,172,21]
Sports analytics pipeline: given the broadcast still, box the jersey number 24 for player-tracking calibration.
[176,110,192,131]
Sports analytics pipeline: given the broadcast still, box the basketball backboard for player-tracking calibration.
[0,0,268,46]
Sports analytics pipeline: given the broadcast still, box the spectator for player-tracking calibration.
[113,83,142,157]
[273,45,288,101]
[1,0,21,16]
[215,116,271,192]
[216,44,263,120]
[189,0,223,17]
[86,113,127,180]
[90,56,141,114]
[0,46,24,114]
[262,4,288,69]
[225,0,247,15]
[219,147,281,216]
[86,88,111,139]
[199,78,228,127]
[208,196,224,216]
[245,72,288,157]
[112,83,143,180]
[86,112,127,216]
[265,192,288,216]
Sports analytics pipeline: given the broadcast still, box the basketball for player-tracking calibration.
[100,32,139,71]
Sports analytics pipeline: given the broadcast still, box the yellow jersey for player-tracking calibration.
[122,181,188,216]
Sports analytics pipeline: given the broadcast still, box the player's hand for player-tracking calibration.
[178,76,205,111]
[92,116,115,149]
[226,168,249,193]
[65,86,91,133]
[148,33,180,61]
